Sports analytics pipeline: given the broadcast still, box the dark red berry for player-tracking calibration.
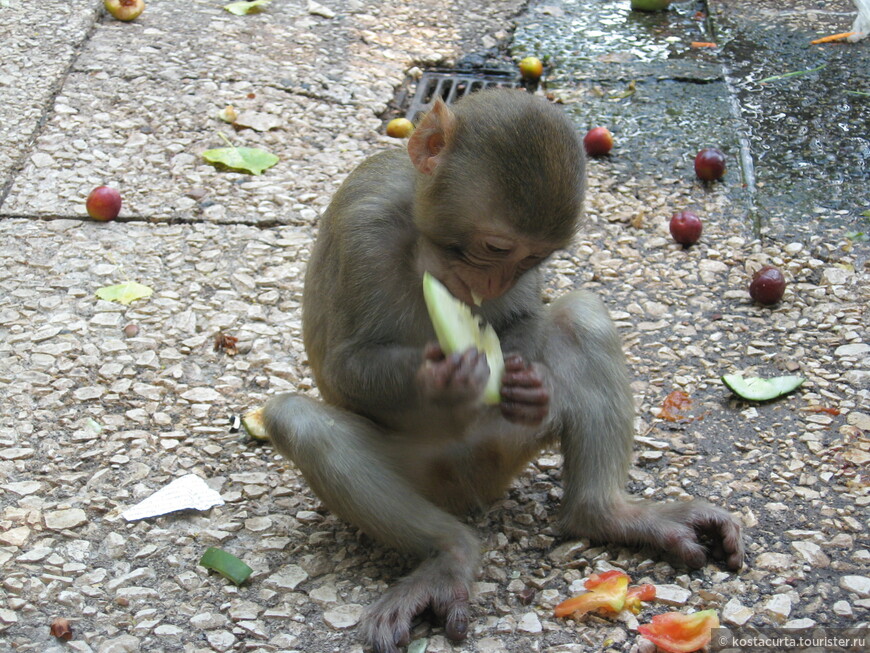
[669,210,703,245]
[694,148,726,181]
[750,265,786,306]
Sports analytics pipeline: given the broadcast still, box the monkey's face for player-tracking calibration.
[422,225,557,306]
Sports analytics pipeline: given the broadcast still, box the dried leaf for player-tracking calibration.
[50,618,73,641]
[224,0,270,15]
[95,281,153,305]
[203,146,279,175]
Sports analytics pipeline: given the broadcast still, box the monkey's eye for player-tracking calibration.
[484,242,512,255]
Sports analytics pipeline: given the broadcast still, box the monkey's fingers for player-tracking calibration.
[423,342,446,362]
[692,511,745,571]
[500,399,548,426]
[500,385,548,405]
[431,584,470,642]
[503,353,532,372]
[501,368,544,388]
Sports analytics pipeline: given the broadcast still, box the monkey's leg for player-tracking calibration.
[544,292,744,571]
[263,394,479,653]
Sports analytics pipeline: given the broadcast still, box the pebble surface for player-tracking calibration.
[1,1,868,652]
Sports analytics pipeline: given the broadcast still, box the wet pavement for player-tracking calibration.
[513,0,869,243]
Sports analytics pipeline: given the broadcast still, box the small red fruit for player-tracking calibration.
[104,0,145,21]
[86,186,122,222]
[669,210,703,245]
[750,265,786,306]
[583,127,614,157]
[694,147,726,181]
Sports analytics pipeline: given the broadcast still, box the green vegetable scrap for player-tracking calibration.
[422,272,504,405]
[722,374,805,402]
[95,281,153,305]
[199,547,253,586]
[241,407,269,441]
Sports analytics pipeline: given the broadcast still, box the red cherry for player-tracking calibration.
[694,148,726,181]
[86,186,122,221]
[750,266,786,306]
[669,210,703,245]
[583,127,614,157]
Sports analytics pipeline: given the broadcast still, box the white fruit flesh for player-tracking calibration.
[422,272,504,404]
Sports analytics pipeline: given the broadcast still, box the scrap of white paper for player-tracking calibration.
[121,473,225,521]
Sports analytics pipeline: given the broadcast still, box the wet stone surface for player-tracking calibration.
[713,0,870,240]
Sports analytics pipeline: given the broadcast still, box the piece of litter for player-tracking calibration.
[121,473,224,521]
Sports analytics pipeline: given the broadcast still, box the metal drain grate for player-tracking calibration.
[405,71,521,122]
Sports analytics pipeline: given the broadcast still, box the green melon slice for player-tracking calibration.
[422,272,504,405]
[722,373,805,401]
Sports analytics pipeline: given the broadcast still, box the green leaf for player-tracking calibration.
[203,146,279,175]
[95,281,153,305]
[199,547,253,585]
[224,0,270,15]
[722,374,805,402]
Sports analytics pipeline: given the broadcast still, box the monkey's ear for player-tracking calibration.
[408,99,456,175]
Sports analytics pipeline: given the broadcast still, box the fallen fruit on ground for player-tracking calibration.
[242,407,269,440]
[669,210,703,245]
[554,570,630,617]
[694,147,726,181]
[86,186,122,221]
[583,127,614,156]
[519,56,544,81]
[631,0,671,10]
[638,609,719,653]
[104,0,145,21]
[625,584,657,614]
[199,547,253,585]
[422,272,504,405]
[386,117,414,138]
[749,265,786,305]
[722,373,805,402]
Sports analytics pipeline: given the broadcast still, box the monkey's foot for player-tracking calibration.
[361,557,471,653]
[563,498,745,572]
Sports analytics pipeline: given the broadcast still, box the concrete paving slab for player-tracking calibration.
[2,74,381,223]
[0,1,96,186]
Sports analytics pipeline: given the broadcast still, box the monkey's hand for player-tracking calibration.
[499,354,549,425]
[417,343,490,406]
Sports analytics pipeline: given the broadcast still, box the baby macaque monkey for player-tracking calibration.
[264,89,743,653]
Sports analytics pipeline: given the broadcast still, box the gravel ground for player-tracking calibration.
[0,1,868,652]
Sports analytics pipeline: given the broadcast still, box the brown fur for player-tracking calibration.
[264,89,743,653]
